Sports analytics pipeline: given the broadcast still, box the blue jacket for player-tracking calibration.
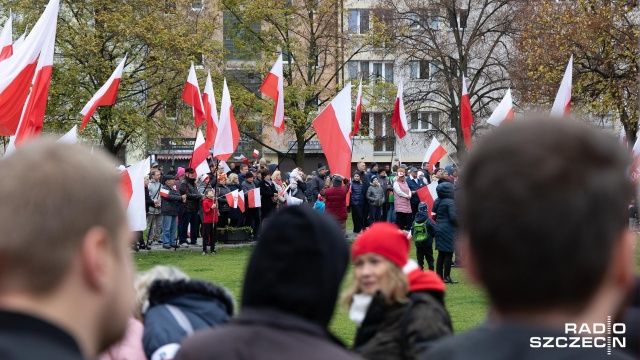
[433,182,458,252]
[350,181,365,206]
[406,176,425,204]
[314,200,326,212]
[143,279,234,359]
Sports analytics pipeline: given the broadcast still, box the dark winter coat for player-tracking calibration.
[161,184,183,216]
[143,279,234,360]
[215,183,231,213]
[406,176,424,205]
[176,206,359,360]
[377,175,391,203]
[260,180,277,217]
[350,181,365,206]
[433,182,458,252]
[353,291,452,360]
[358,170,371,197]
[228,183,243,220]
[309,174,326,204]
[325,185,348,220]
[366,184,385,207]
[180,178,203,212]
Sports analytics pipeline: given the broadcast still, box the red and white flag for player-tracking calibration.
[391,81,408,139]
[248,188,261,208]
[237,190,245,212]
[0,13,12,62]
[212,78,240,161]
[160,187,170,198]
[12,28,26,52]
[260,54,285,134]
[203,71,218,150]
[312,83,352,179]
[182,62,205,127]
[620,128,627,147]
[225,189,238,209]
[423,138,447,167]
[120,157,151,231]
[0,0,59,136]
[57,125,77,144]
[13,20,57,145]
[630,137,640,183]
[487,88,514,127]
[350,79,363,138]
[80,55,126,130]
[252,149,259,158]
[550,55,572,118]
[416,181,439,216]
[189,130,210,177]
[460,76,474,149]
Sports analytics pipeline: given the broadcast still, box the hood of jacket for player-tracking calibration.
[436,182,455,200]
[241,205,349,328]
[148,279,235,318]
[414,203,430,223]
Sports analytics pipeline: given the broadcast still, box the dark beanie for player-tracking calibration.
[332,175,343,187]
[241,206,349,328]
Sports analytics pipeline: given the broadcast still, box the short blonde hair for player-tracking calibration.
[227,172,239,185]
[342,259,409,309]
[0,141,125,294]
[133,266,190,319]
[272,170,281,181]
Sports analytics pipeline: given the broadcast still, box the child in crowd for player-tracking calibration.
[202,189,217,255]
[411,202,437,271]
[314,194,326,212]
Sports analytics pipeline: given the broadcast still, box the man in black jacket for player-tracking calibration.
[179,168,203,246]
[309,164,328,206]
[162,175,186,249]
[0,141,136,359]
[176,206,361,360]
[421,119,636,360]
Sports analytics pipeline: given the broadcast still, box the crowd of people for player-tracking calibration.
[1,117,640,360]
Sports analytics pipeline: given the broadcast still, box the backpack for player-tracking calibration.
[413,221,428,243]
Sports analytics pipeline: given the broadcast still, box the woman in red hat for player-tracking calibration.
[343,222,452,360]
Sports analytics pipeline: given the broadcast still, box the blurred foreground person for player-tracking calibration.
[176,206,361,360]
[0,141,135,359]
[346,223,452,360]
[421,119,636,360]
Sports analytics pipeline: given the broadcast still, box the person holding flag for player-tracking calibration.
[160,175,186,249]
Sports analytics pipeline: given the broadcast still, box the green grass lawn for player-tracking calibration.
[134,240,488,345]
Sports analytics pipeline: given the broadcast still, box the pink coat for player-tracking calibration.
[394,180,412,214]
[99,318,145,360]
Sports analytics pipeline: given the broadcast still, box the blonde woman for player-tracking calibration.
[344,223,452,360]
[272,170,286,209]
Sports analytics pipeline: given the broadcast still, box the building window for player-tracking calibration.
[449,8,469,29]
[348,61,358,79]
[385,63,394,83]
[348,61,394,83]
[410,111,440,130]
[410,60,439,80]
[373,113,395,152]
[282,50,294,64]
[223,11,261,60]
[360,112,370,137]
[348,9,370,34]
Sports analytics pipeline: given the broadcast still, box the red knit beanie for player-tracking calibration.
[351,222,409,267]
[403,260,446,293]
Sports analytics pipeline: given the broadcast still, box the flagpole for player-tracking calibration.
[446,153,460,168]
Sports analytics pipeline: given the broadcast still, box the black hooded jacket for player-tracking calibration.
[176,206,360,360]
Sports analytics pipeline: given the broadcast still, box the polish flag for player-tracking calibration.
[460,76,474,149]
[312,83,352,179]
[550,55,572,118]
[120,157,151,231]
[160,188,170,198]
[350,80,363,138]
[12,28,26,52]
[252,149,259,158]
[416,181,439,216]
[423,138,447,167]
[80,55,127,130]
[0,14,12,62]
[487,89,514,127]
[189,130,210,178]
[630,138,640,183]
[225,189,238,209]
[13,20,57,145]
[182,62,206,127]
[203,71,218,150]
[620,128,627,147]
[237,190,245,212]
[57,125,77,144]
[248,188,261,208]
[391,81,408,139]
[260,54,285,134]
[212,78,240,161]
[0,0,60,136]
